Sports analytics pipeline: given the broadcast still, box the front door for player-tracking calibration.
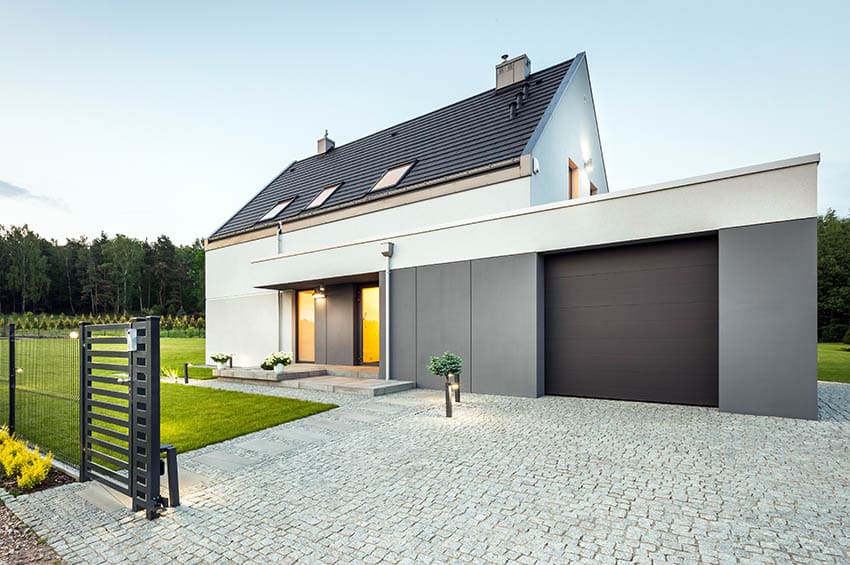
[359,286,380,364]
[297,290,315,362]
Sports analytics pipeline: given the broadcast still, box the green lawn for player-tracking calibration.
[0,337,336,466]
[161,337,215,379]
[161,384,334,453]
[818,343,850,383]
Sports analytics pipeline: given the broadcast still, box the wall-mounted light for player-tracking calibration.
[313,286,326,299]
[584,157,593,173]
[532,157,540,175]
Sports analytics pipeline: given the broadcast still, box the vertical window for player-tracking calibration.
[569,159,580,200]
[297,290,315,362]
[360,286,380,364]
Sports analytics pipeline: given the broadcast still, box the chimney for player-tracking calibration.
[496,54,531,90]
[317,130,335,154]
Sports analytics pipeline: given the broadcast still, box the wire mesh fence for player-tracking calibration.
[1,327,80,467]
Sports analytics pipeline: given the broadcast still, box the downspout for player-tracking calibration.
[380,242,394,380]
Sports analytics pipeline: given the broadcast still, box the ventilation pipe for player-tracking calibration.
[380,242,394,380]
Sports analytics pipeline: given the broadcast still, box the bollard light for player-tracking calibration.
[444,376,453,418]
[183,362,192,384]
[448,372,461,403]
[69,330,79,339]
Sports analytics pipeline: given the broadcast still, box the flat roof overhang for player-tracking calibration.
[255,271,380,292]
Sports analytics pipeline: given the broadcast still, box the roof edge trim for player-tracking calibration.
[207,156,522,244]
[521,51,585,156]
[208,160,298,239]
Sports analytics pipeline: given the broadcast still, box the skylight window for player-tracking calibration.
[371,162,415,192]
[259,198,294,222]
[306,183,341,209]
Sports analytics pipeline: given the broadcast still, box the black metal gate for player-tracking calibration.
[79,317,165,519]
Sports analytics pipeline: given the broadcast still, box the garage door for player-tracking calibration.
[544,236,718,406]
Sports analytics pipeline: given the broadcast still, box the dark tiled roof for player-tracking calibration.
[210,58,574,240]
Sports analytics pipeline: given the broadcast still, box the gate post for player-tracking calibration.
[78,322,89,482]
[8,323,14,433]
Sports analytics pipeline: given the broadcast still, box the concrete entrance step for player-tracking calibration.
[277,376,414,396]
[214,364,381,382]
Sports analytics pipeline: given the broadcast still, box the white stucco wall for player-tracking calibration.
[529,54,608,205]
[250,157,818,286]
[280,176,532,255]
[206,176,531,366]
[206,234,280,366]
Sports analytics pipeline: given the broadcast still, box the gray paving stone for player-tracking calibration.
[5,382,850,563]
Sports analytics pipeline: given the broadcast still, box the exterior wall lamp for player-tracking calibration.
[584,157,593,173]
[313,286,326,299]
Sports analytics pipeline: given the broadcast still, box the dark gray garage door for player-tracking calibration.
[544,236,718,406]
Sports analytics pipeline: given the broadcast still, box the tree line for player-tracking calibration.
[0,225,204,317]
[818,209,850,342]
[0,211,848,340]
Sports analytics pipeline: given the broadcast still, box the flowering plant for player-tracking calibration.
[210,353,232,364]
[261,352,293,370]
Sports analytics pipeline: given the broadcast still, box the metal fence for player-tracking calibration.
[1,324,80,467]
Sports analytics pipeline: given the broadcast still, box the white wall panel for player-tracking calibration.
[280,177,531,255]
[206,293,279,367]
[251,159,817,285]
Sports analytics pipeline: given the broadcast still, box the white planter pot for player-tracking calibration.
[215,362,226,370]
[273,363,286,375]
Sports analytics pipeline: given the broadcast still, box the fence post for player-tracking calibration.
[8,323,14,433]
[78,322,89,482]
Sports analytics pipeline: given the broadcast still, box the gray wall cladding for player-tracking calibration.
[718,218,818,420]
[388,253,541,397]
[415,262,473,391]
[472,254,541,396]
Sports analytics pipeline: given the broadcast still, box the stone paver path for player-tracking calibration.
[7,382,850,564]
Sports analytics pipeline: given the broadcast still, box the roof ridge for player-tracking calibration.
[289,57,576,165]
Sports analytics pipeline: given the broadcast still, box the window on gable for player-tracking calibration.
[259,198,294,222]
[568,159,580,200]
[306,183,342,209]
[590,182,599,196]
[371,162,415,192]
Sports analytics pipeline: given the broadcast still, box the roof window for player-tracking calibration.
[259,198,294,222]
[306,183,341,209]
[371,162,415,192]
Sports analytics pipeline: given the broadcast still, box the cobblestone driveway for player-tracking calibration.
[7,382,850,564]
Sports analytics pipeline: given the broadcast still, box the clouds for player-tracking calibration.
[0,179,34,199]
[0,179,66,207]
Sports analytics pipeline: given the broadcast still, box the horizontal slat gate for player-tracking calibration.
[80,317,162,519]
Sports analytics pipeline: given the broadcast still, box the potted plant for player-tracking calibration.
[261,351,293,376]
[428,352,464,416]
[210,353,232,370]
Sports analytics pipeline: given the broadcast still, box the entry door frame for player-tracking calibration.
[356,284,380,366]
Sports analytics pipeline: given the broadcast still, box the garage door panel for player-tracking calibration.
[545,301,717,326]
[546,271,717,308]
[546,338,719,367]
[545,314,717,340]
[544,236,718,406]
[549,369,717,405]
[546,263,717,294]
[545,238,717,278]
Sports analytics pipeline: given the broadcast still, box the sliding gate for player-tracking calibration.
[79,317,164,519]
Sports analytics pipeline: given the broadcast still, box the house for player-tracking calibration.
[206,52,819,420]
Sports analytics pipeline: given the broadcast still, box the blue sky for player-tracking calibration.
[0,1,847,244]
